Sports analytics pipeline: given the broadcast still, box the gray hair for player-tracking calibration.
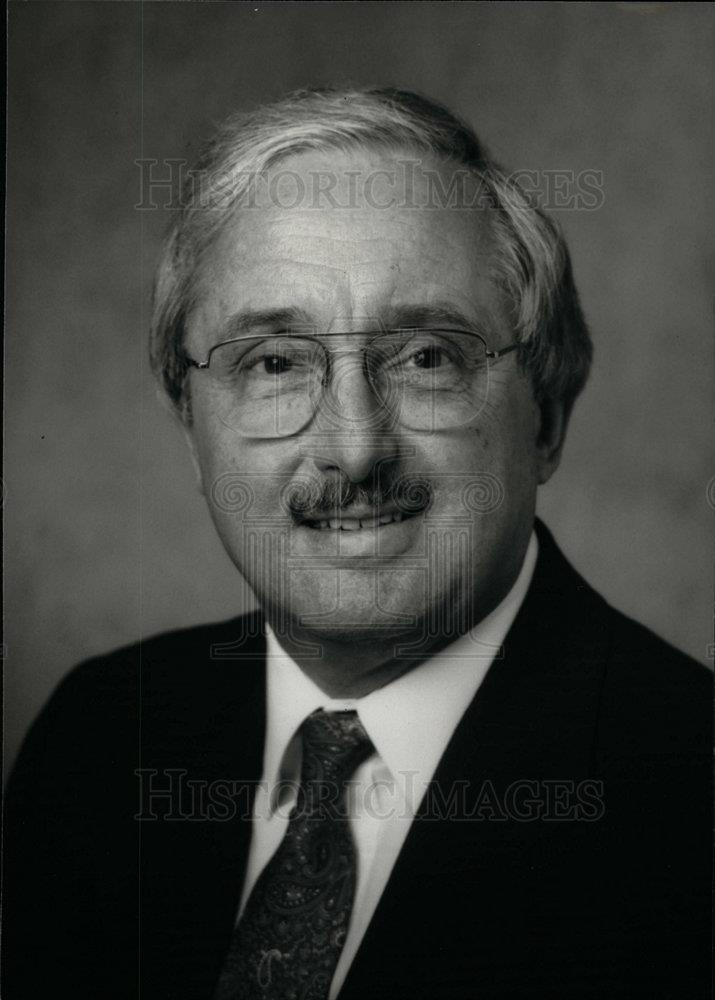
[150,87,592,421]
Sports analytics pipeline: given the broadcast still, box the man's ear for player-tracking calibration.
[535,396,570,485]
[179,417,206,496]
[156,385,206,494]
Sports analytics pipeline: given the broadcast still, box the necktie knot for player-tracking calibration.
[299,709,374,788]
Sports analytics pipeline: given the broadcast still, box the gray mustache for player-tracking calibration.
[287,474,433,518]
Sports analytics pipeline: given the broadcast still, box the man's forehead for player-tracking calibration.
[207,146,494,262]
[191,229,504,343]
[206,219,482,299]
[189,147,506,339]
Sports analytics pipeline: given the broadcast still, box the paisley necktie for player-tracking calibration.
[213,708,374,1000]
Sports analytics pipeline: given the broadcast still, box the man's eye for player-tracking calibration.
[411,346,447,369]
[402,342,459,371]
[260,354,291,375]
[240,349,303,377]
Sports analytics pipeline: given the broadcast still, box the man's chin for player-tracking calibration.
[264,579,430,652]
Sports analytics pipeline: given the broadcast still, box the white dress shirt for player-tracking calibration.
[238,531,538,999]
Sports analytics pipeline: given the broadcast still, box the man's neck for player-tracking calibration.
[261,626,434,698]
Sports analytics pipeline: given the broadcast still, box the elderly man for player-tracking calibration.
[4,89,710,1000]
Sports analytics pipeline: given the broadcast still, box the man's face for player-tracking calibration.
[184,149,559,654]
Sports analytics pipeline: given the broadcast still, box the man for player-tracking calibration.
[3,89,710,999]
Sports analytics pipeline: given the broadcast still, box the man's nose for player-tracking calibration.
[308,353,399,483]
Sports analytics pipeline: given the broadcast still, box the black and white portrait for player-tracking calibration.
[4,4,712,999]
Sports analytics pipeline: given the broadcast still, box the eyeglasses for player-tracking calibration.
[184,328,520,438]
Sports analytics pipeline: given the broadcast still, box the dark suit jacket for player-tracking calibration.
[3,522,711,999]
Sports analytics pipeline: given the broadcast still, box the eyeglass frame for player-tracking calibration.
[182,327,522,436]
[184,327,521,373]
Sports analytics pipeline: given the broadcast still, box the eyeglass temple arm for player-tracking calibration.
[486,342,520,360]
[183,355,208,370]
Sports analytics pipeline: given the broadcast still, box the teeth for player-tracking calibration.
[306,511,408,530]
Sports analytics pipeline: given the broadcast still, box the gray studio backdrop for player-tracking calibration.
[5,1,713,772]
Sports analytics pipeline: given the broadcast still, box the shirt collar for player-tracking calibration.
[263,530,538,814]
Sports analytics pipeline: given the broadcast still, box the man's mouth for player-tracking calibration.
[298,506,418,531]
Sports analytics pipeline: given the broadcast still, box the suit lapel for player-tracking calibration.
[338,522,612,999]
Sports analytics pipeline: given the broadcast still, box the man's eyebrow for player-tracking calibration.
[215,307,316,341]
[212,303,487,341]
[383,303,484,331]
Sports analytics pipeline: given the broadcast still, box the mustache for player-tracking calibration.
[286,469,433,519]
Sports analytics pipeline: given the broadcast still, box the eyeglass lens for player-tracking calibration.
[204,330,492,437]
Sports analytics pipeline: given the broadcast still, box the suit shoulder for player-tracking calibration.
[10,612,267,778]
[537,521,709,695]
[603,600,710,692]
[68,610,264,680]
[534,522,710,757]
[595,601,711,758]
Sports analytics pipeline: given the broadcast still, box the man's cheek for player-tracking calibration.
[206,477,285,536]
